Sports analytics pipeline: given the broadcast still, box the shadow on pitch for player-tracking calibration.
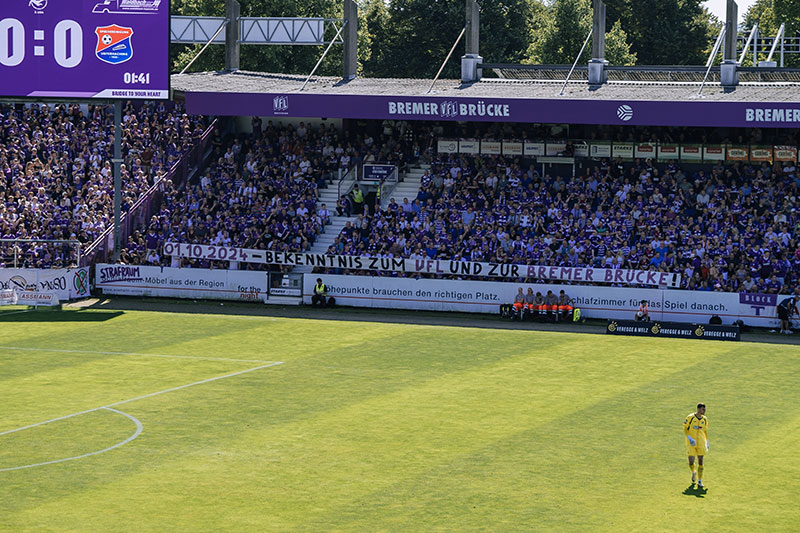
[0,308,124,322]
[682,484,708,498]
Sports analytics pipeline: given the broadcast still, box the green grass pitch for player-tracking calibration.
[1,306,798,531]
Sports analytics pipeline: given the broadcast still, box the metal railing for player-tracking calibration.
[336,165,360,201]
[485,64,800,83]
[378,167,399,208]
[81,120,218,267]
[0,239,81,268]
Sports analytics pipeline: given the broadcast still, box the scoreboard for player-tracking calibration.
[0,0,169,99]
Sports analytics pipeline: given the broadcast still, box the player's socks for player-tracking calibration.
[697,465,704,480]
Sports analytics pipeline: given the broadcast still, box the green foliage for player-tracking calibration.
[525,0,635,66]
[364,0,539,79]
[526,0,592,64]
[606,19,637,65]
[742,0,800,67]
[604,0,717,65]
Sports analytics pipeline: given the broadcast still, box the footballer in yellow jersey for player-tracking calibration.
[683,403,709,488]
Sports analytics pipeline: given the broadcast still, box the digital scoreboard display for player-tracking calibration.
[0,0,169,99]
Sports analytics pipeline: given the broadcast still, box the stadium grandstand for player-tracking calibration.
[148,0,799,297]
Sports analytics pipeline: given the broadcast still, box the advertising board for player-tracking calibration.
[680,144,703,161]
[774,146,798,162]
[480,141,501,155]
[16,291,60,307]
[458,140,479,154]
[726,146,749,161]
[605,320,740,341]
[523,142,545,157]
[658,145,679,159]
[502,142,522,156]
[750,146,773,162]
[545,142,566,156]
[95,264,268,302]
[590,143,611,158]
[703,145,725,161]
[612,143,634,160]
[0,268,89,300]
[0,0,169,99]
[634,143,656,159]
[302,275,782,328]
[437,140,458,154]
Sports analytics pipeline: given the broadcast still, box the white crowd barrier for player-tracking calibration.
[0,268,89,301]
[96,264,269,303]
[303,275,782,328]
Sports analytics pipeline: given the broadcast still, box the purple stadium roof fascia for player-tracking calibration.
[185,91,800,128]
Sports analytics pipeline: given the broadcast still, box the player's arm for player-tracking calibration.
[684,417,696,446]
[704,417,709,449]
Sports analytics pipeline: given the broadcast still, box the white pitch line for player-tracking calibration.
[0,345,271,364]
[0,310,32,318]
[0,408,143,473]
[0,361,283,438]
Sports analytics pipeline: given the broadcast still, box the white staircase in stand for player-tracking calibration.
[381,164,427,209]
[292,165,428,274]
[292,180,349,273]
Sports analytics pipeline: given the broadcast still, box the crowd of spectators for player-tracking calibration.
[324,153,800,293]
[7,101,796,297]
[0,102,206,268]
[122,120,410,269]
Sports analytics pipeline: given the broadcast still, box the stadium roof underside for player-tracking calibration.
[172,71,800,129]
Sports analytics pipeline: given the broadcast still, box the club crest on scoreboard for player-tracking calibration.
[95,25,134,65]
[29,0,47,14]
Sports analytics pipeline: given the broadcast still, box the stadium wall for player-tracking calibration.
[302,275,780,328]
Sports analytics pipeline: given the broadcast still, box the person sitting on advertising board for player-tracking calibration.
[532,291,545,321]
[511,287,525,320]
[544,290,559,322]
[557,290,574,322]
[635,300,650,321]
[523,287,536,321]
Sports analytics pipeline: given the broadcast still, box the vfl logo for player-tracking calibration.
[273,96,289,113]
[29,0,47,13]
[440,101,459,119]
[9,275,29,291]
[95,25,134,65]
[617,105,634,121]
